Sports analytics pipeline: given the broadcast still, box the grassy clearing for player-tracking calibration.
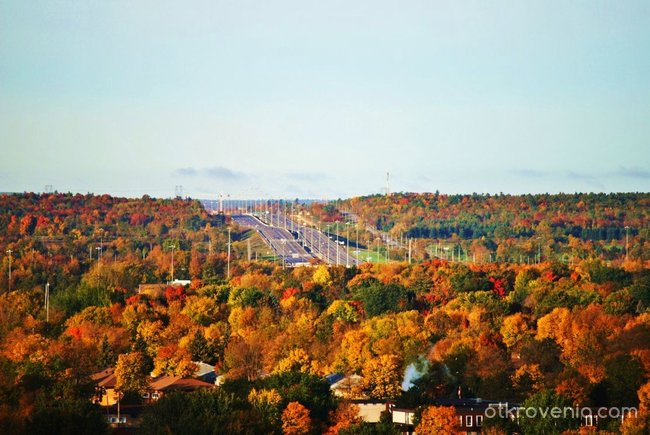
[352,248,389,263]
[233,230,279,261]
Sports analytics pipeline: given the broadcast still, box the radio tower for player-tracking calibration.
[386,172,390,196]
[175,185,184,198]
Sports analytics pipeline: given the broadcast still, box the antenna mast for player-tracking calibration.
[386,172,390,196]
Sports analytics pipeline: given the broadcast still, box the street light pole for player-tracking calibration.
[96,246,102,273]
[346,223,350,267]
[170,245,176,283]
[336,222,340,266]
[227,229,231,279]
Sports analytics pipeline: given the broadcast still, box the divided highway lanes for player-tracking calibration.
[230,214,313,267]
[260,213,362,267]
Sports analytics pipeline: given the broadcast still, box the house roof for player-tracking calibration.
[149,375,182,391]
[433,398,519,409]
[92,367,215,392]
[330,374,362,390]
[325,373,345,385]
[149,375,214,392]
[192,361,215,378]
[98,373,117,388]
[91,367,115,382]
[166,378,215,391]
[91,368,117,388]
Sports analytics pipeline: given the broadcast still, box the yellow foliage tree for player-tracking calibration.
[360,354,403,400]
[313,265,332,286]
[181,295,219,326]
[248,388,282,409]
[135,319,164,358]
[115,352,149,393]
[273,348,320,375]
[334,329,372,373]
[500,313,530,349]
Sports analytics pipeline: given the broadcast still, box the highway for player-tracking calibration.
[259,212,362,267]
[230,214,313,267]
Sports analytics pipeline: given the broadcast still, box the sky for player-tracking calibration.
[1,0,649,199]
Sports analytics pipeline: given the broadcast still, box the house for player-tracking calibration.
[435,398,498,434]
[143,375,215,403]
[390,398,519,434]
[91,368,215,407]
[356,402,390,423]
[325,373,345,386]
[392,408,416,425]
[91,367,119,406]
[193,361,217,384]
[329,374,364,399]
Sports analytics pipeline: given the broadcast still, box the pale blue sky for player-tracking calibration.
[1,0,649,198]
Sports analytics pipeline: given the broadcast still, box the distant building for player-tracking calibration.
[193,361,217,384]
[143,376,214,403]
[356,402,390,423]
[91,367,118,406]
[391,398,518,435]
[91,365,216,427]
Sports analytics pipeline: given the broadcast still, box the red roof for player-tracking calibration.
[149,376,214,392]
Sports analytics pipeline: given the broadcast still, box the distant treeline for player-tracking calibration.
[405,223,639,241]
[340,192,649,242]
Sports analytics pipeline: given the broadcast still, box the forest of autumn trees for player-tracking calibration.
[313,192,649,264]
[0,192,648,434]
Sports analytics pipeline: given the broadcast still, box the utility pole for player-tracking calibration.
[96,246,102,272]
[283,200,287,230]
[386,238,390,263]
[376,239,380,264]
[247,238,251,261]
[336,222,340,266]
[625,226,630,260]
[356,227,359,260]
[227,229,231,279]
[45,281,50,322]
[346,224,350,267]
[170,244,176,283]
[6,249,12,291]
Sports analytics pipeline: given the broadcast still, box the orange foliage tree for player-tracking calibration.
[416,406,461,435]
[281,401,312,435]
